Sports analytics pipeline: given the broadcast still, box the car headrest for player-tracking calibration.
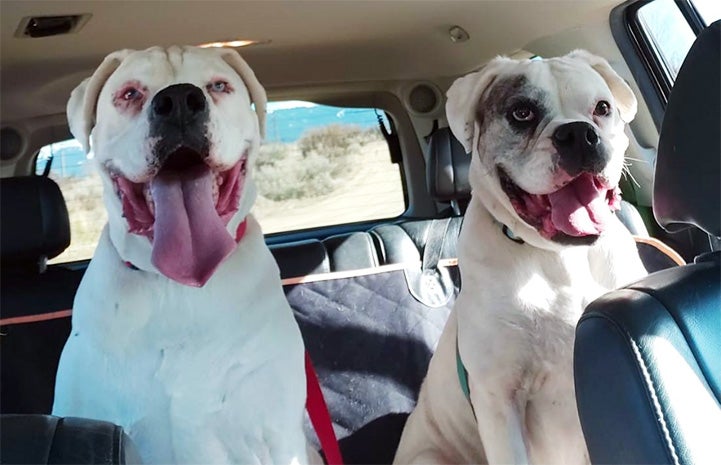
[0,176,71,271]
[426,127,471,202]
[654,20,720,238]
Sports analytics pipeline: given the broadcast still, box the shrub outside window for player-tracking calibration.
[255,101,404,234]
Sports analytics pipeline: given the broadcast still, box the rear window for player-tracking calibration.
[255,101,405,233]
[36,140,105,263]
[36,101,405,263]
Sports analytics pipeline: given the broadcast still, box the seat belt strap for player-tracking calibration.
[305,352,344,465]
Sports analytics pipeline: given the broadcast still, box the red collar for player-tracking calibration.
[124,218,248,270]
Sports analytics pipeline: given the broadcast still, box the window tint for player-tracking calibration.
[36,102,405,263]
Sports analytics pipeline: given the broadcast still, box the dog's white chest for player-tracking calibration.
[452,205,646,464]
[53,225,308,465]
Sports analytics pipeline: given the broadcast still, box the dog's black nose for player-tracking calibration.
[150,84,207,125]
[149,84,210,168]
[552,122,608,174]
[553,121,600,150]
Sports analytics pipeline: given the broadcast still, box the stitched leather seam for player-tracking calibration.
[581,311,680,465]
[628,268,719,401]
[627,336,681,465]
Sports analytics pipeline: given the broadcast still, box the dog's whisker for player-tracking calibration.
[622,167,641,188]
[624,156,649,164]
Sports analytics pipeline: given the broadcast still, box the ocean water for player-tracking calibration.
[266,104,383,143]
[39,103,386,177]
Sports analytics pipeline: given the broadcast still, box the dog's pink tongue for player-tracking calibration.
[548,173,612,237]
[150,165,235,287]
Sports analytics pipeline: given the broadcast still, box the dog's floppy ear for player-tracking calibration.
[567,49,638,123]
[67,49,133,153]
[446,57,512,153]
[217,48,267,139]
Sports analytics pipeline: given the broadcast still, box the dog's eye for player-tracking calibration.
[594,100,611,117]
[208,80,231,94]
[122,88,143,101]
[112,82,147,113]
[511,106,535,122]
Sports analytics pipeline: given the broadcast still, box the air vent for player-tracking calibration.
[15,14,91,39]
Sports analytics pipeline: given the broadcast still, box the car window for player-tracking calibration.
[36,101,405,264]
[637,0,696,82]
[36,140,105,264]
[633,0,720,98]
[692,0,721,26]
[255,101,405,234]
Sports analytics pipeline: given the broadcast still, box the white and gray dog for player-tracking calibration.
[53,46,312,464]
[394,50,647,464]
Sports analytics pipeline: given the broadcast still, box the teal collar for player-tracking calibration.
[456,337,471,400]
[455,336,477,418]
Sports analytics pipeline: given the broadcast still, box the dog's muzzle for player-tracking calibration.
[499,121,622,243]
[552,122,610,176]
[149,84,210,166]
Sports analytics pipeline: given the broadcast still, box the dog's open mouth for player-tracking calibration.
[499,168,621,241]
[112,147,247,286]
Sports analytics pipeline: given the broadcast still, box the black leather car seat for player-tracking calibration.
[574,20,721,465]
[0,415,139,464]
[0,176,82,415]
[1,177,136,463]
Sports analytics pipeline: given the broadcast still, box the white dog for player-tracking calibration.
[393,50,647,464]
[53,46,311,465]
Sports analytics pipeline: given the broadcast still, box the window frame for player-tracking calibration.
[625,0,675,105]
[675,0,707,33]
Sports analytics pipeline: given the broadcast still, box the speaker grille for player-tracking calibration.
[0,128,23,161]
[408,84,439,114]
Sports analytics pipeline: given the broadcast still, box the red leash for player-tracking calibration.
[305,352,344,465]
